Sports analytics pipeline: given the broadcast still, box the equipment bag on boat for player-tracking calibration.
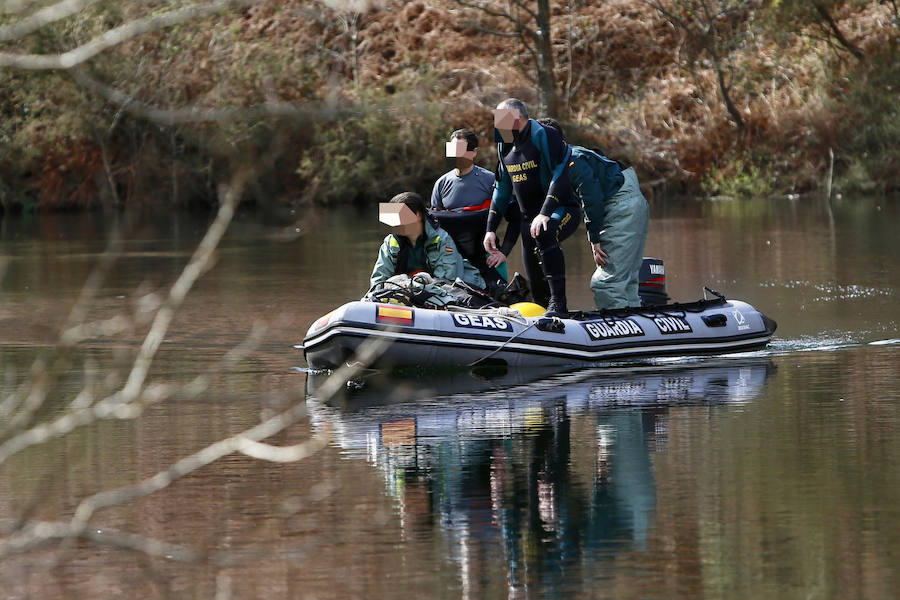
[365,273,497,310]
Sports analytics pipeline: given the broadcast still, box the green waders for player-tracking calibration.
[589,168,649,309]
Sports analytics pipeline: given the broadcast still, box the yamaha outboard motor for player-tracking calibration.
[639,257,669,305]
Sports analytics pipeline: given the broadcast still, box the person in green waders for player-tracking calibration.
[538,118,650,310]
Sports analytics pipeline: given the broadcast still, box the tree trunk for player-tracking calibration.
[814,2,864,60]
[535,0,558,116]
[704,31,744,130]
[715,63,744,129]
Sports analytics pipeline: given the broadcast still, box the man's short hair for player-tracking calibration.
[450,129,479,151]
[389,191,427,216]
[498,98,529,120]
[537,117,564,140]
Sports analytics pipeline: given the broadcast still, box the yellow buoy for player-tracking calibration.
[510,301,547,318]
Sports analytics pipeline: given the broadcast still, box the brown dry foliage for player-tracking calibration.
[35,140,105,209]
[6,0,899,207]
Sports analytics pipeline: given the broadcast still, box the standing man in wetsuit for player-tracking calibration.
[483,99,580,316]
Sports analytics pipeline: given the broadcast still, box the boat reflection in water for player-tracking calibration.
[306,359,775,596]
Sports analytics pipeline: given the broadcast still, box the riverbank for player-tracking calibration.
[1,0,897,212]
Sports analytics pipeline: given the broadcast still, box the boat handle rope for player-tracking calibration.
[703,286,726,301]
[466,320,539,367]
[578,289,728,323]
[447,305,530,327]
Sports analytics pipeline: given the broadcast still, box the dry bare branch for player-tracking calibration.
[0,0,397,573]
[0,336,391,560]
[0,0,258,70]
[1,157,393,558]
[455,0,529,30]
[0,0,99,42]
[0,380,176,465]
[70,69,342,126]
[115,175,242,405]
[0,520,202,562]
[0,363,48,440]
[0,168,244,462]
[235,436,327,463]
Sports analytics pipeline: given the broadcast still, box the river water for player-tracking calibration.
[0,197,897,599]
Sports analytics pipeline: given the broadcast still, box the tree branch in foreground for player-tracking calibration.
[69,69,344,126]
[0,0,394,572]
[0,0,100,43]
[0,0,258,70]
[1,149,392,565]
[0,334,390,561]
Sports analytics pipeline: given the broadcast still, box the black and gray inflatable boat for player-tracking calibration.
[302,288,777,370]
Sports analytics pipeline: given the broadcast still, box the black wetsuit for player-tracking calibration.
[488,120,580,308]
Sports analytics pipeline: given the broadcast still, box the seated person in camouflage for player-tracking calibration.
[370,192,486,290]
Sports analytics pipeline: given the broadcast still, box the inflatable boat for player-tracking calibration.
[302,289,777,370]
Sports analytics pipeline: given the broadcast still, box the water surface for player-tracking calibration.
[1,196,897,599]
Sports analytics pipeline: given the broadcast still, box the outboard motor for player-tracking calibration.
[639,257,669,306]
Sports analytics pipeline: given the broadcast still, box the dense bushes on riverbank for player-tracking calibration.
[0,0,897,212]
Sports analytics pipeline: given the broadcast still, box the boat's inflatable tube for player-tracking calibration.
[302,294,777,370]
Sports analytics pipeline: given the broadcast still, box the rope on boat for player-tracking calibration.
[463,288,729,367]
[445,305,547,366]
[566,287,729,323]
[466,320,539,367]
[447,304,530,326]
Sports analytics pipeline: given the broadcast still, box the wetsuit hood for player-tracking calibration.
[494,119,529,145]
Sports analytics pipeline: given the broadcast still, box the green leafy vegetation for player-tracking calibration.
[296,86,447,204]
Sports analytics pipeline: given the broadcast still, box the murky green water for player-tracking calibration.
[1,197,897,599]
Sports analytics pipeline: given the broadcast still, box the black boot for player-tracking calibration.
[544,276,568,317]
[540,245,568,317]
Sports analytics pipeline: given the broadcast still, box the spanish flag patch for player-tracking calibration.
[445,246,454,253]
[313,311,334,330]
[376,304,414,326]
